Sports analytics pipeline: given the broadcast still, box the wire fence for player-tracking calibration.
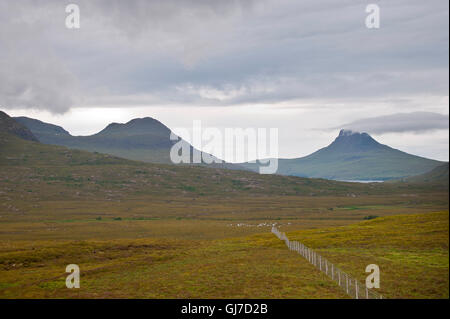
[272,226,383,299]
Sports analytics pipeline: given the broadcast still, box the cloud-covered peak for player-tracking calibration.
[338,129,361,137]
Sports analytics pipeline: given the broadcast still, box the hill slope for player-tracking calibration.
[399,163,449,185]
[0,111,38,142]
[242,129,443,181]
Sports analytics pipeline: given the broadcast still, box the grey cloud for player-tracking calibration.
[335,112,449,134]
[0,1,79,113]
[0,0,448,112]
[0,50,79,114]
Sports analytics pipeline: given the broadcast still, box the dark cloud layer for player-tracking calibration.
[0,0,448,113]
[336,112,449,134]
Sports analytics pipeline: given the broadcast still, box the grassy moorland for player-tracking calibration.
[287,211,449,298]
[0,132,448,298]
[0,212,447,298]
[0,236,350,298]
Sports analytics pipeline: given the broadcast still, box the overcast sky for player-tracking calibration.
[1,0,449,161]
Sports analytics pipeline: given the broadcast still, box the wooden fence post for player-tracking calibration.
[346,276,349,294]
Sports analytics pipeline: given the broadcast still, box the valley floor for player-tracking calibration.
[0,195,448,298]
[0,133,448,298]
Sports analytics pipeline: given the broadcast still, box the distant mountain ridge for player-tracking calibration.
[3,115,418,199]
[13,115,239,169]
[241,129,444,181]
[14,116,172,148]
[11,114,446,181]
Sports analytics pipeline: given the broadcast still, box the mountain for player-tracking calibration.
[0,115,387,198]
[2,114,442,200]
[241,129,444,181]
[0,111,38,142]
[13,116,176,162]
[10,114,445,180]
[14,115,238,169]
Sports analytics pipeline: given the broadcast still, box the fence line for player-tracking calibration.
[271,226,383,299]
